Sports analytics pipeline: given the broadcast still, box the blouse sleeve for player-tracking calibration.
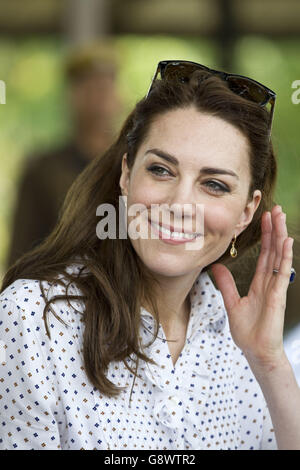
[0,298,62,450]
[260,401,278,450]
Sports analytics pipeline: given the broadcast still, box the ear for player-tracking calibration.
[235,189,262,236]
[119,153,130,197]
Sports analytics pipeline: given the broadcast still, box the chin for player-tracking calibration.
[141,256,193,279]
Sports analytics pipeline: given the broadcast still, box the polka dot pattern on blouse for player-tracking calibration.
[0,264,277,450]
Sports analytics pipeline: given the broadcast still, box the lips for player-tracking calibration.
[148,218,200,236]
[148,218,201,243]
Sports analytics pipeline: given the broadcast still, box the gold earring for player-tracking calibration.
[230,234,237,258]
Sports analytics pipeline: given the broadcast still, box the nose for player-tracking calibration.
[169,181,198,216]
[161,182,204,233]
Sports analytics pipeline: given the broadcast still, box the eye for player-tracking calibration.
[147,166,230,194]
[147,165,172,177]
[203,180,230,194]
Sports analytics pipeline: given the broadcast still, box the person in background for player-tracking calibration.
[6,40,121,268]
[283,235,300,385]
[284,321,300,386]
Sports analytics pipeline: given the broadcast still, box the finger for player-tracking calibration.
[272,237,294,294]
[253,211,272,276]
[211,263,240,312]
[260,237,293,342]
[273,211,288,271]
[250,206,287,295]
[266,205,285,273]
[250,211,273,295]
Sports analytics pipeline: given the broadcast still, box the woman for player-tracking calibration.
[0,60,299,450]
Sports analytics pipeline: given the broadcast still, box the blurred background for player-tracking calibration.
[0,0,300,345]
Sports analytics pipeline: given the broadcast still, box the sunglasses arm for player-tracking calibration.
[146,67,161,99]
[267,96,276,142]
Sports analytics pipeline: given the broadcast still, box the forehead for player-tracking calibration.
[139,107,250,174]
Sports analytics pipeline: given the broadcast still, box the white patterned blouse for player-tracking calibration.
[0,264,277,450]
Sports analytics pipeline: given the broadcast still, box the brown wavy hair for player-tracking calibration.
[1,68,277,398]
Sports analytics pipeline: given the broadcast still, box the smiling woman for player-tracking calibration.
[0,60,299,451]
[120,107,261,279]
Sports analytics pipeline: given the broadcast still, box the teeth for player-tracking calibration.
[151,222,197,240]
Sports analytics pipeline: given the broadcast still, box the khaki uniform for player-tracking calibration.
[6,142,88,267]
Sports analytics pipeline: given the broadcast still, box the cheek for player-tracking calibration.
[126,177,158,230]
[128,175,161,207]
[203,203,239,235]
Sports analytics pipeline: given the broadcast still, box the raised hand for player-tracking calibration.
[211,205,294,373]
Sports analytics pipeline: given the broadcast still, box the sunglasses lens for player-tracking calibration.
[162,62,206,84]
[149,62,275,129]
[227,76,269,105]
[162,65,270,105]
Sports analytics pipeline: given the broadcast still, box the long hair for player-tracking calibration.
[1,69,277,397]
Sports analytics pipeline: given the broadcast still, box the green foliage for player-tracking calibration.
[235,36,300,220]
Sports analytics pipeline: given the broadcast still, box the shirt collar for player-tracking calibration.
[189,270,226,329]
[65,262,227,332]
[140,270,226,331]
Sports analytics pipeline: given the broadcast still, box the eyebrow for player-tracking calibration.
[145,148,239,180]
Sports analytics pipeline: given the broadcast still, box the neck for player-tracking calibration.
[73,124,113,160]
[142,269,200,333]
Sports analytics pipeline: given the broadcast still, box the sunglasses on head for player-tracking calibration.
[146,60,276,141]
